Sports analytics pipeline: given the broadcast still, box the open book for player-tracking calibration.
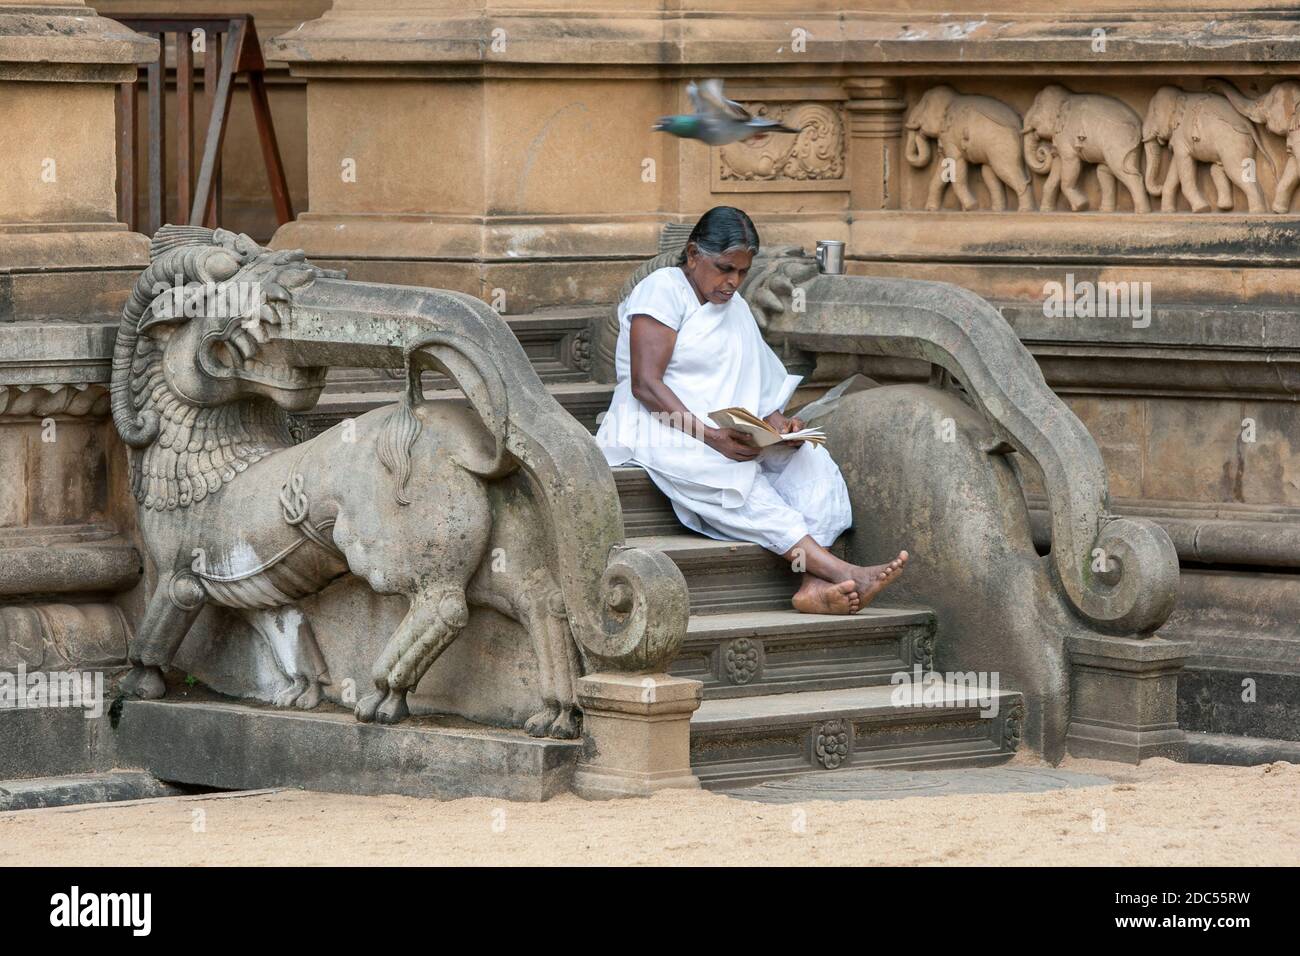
[709,407,826,448]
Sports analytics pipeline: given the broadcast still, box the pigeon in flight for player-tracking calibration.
[653,79,801,146]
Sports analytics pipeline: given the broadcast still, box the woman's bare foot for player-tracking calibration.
[792,575,861,615]
[847,551,909,608]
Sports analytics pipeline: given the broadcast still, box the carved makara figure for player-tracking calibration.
[737,249,1180,760]
[1022,85,1151,213]
[1142,86,1273,213]
[113,226,689,734]
[1207,79,1300,213]
[904,85,1033,212]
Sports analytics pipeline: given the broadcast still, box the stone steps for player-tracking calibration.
[690,685,1024,788]
[672,608,935,700]
[626,533,822,613]
[612,460,1020,786]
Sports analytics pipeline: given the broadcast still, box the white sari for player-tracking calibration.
[596,266,852,555]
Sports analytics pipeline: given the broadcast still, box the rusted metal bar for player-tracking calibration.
[248,70,294,224]
[176,29,194,221]
[145,32,165,234]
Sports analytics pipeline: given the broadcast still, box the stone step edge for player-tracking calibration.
[692,685,1022,731]
[626,532,829,562]
[684,607,933,640]
[0,771,184,813]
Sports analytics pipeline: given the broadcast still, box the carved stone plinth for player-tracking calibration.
[1066,634,1190,764]
[573,673,702,799]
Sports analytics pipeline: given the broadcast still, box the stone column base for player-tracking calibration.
[1066,633,1190,764]
[573,672,702,800]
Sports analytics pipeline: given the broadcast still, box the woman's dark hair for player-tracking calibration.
[677,206,760,265]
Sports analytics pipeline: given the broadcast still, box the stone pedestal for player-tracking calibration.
[0,1,154,674]
[573,672,702,799]
[1066,634,1190,764]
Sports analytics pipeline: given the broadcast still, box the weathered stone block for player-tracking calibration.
[1067,633,1189,764]
[111,698,581,801]
[574,672,702,799]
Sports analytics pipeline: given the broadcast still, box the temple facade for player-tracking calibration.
[2,1,1298,797]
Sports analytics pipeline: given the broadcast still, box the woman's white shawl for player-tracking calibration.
[596,266,802,507]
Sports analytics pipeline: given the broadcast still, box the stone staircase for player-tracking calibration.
[616,469,1022,787]
[304,306,1025,788]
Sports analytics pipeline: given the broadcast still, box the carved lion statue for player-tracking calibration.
[112,226,610,736]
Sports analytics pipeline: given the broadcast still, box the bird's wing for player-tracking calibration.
[686,80,704,114]
[746,117,802,134]
[696,79,752,121]
[686,81,707,115]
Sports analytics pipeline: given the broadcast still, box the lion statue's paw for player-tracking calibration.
[547,707,581,740]
[272,675,328,710]
[524,703,581,739]
[524,703,560,737]
[119,665,166,700]
[355,689,409,725]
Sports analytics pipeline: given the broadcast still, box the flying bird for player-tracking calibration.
[653,79,801,146]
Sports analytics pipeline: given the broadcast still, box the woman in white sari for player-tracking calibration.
[597,206,907,614]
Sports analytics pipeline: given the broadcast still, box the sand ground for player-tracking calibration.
[2,753,1296,866]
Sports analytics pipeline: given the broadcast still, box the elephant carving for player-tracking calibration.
[1022,84,1151,213]
[1206,78,1300,213]
[1142,87,1274,213]
[904,85,1033,212]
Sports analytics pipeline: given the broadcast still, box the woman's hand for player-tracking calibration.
[705,427,760,461]
[765,411,807,445]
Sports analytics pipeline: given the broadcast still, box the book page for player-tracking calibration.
[709,407,826,448]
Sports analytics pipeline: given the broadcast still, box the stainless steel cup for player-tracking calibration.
[816,240,845,275]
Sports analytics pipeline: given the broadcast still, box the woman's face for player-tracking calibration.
[683,245,754,306]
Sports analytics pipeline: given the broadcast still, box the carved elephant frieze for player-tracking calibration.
[1207,78,1300,213]
[1142,86,1273,213]
[904,85,1033,212]
[1021,84,1151,213]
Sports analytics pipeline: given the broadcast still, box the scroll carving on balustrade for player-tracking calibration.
[900,79,1300,214]
[715,102,845,192]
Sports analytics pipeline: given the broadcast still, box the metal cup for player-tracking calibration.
[815,240,845,275]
